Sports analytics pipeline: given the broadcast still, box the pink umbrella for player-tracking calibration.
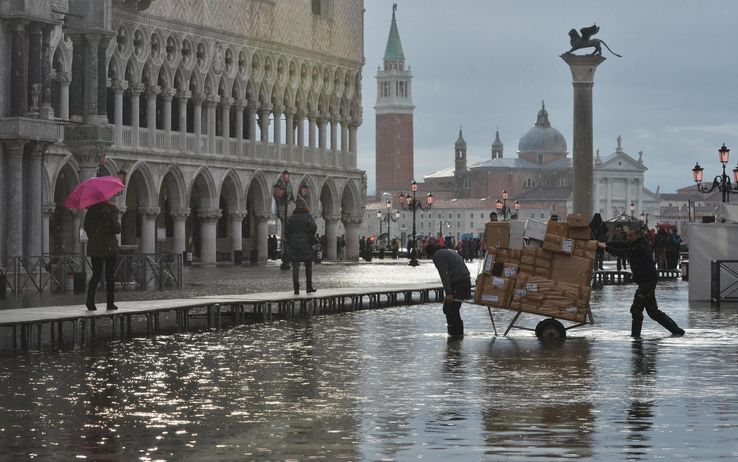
[63,176,125,209]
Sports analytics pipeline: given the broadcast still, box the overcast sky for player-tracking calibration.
[356,0,738,196]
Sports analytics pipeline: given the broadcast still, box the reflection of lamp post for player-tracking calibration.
[495,190,519,220]
[399,180,433,267]
[376,199,400,242]
[692,143,738,203]
[272,170,309,271]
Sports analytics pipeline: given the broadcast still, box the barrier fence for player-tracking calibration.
[0,254,182,298]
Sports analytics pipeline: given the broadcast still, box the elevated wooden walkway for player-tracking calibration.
[0,284,444,352]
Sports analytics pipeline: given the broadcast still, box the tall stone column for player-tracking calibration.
[206,95,218,154]
[39,25,53,119]
[146,85,161,145]
[273,105,283,148]
[560,54,606,217]
[330,116,338,152]
[324,214,340,260]
[229,211,246,261]
[220,96,232,154]
[3,141,26,259]
[342,217,362,261]
[318,114,327,150]
[296,111,305,148]
[606,177,612,217]
[285,107,295,146]
[177,90,190,150]
[83,33,107,126]
[26,142,48,257]
[70,209,82,255]
[28,24,42,114]
[129,83,144,148]
[349,120,360,153]
[198,209,221,265]
[255,213,270,262]
[341,118,350,153]
[192,93,204,154]
[57,72,71,120]
[247,101,257,143]
[170,208,190,257]
[161,88,176,149]
[112,80,126,145]
[10,20,28,116]
[234,99,245,154]
[259,103,272,143]
[139,207,160,254]
[308,112,317,148]
[42,203,55,255]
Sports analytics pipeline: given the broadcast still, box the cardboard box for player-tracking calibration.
[543,234,575,255]
[526,238,544,249]
[524,219,548,241]
[551,254,594,287]
[568,227,592,240]
[482,250,496,273]
[503,263,519,278]
[510,219,526,238]
[573,240,597,260]
[566,213,591,228]
[476,274,514,308]
[484,222,510,249]
[546,220,569,238]
[509,236,525,250]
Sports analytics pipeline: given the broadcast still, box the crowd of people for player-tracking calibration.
[358,235,484,262]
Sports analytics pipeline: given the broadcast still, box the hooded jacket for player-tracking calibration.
[83,202,121,257]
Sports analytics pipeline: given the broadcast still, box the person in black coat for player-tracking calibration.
[598,225,685,338]
[427,244,471,338]
[589,213,607,270]
[285,199,317,295]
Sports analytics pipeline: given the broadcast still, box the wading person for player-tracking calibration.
[286,198,317,295]
[84,199,121,311]
[598,225,685,338]
[427,244,471,338]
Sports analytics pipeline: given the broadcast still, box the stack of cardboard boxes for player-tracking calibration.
[475,214,596,323]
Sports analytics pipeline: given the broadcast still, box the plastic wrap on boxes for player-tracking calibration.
[510,236,525,250]
[484,222,510,249]
[524,219,548,241]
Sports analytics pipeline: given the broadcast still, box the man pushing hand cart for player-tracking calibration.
[427,244,471,338]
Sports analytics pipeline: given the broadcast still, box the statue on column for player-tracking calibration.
[566,24,622,57]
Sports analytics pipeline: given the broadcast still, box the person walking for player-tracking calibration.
[285,198,317,295]
[613,225,628,271]
[598,225,685,338]
[84,199,121,311]
[589,213,608,270]
[427,244,471,338]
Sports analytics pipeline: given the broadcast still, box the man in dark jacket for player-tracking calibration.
[428,244,471,338]
[285,199,317,295]
[598,226,685,338]
[84,201,121,310]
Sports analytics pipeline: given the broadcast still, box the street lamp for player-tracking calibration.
[399,180,433,267]
[377,199,400,244]
[495,190,519,220]
[692,143,738,203]
[630,201,635,216]
[272,170,309,270]
[439,221,450,237]
[640,211,649,226]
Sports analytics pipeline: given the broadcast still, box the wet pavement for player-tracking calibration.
[1,262,737,460]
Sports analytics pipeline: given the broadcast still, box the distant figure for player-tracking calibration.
[285,198,317,295]
[268,234,277,260]
[427,245,471,338]
[589,213,608,270]
[489,212,498,222]
[84,200,122,311]
[613,225,628,271]
[599,225,685,338]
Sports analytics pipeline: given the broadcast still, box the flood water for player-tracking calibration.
[1,276,738,460]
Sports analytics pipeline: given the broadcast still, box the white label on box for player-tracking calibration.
[492,276,505,288]
[483,253,495,272]
[561,239,574,253]
[526,283,538,292]
[504,267,517,277]
[514,288,527,297]
[482,294,499,302]
[566,306,578,313]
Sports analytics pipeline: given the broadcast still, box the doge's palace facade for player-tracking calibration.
[0,0,366,266]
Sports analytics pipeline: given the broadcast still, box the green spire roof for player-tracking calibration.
[384,5,405,61]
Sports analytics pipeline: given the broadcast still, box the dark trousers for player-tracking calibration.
[617,256,627,271]
[87,256,116,305]
[630,281,683,337]
[292,260,313,291]
[443,278,471,337]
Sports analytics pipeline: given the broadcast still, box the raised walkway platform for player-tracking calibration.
[0,284,444,352]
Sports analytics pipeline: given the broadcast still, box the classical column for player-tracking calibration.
[296,110,305,147]
[170,208,190,256]
[229,211,246,262]
[606,177,612,217]
[83,33,106,125]
[10,20,28,116]
[70,209,82,255]
[259,103,272,143]
[234,99,245,154]
[247,101,257,143]
[3,141,26,258]
[329,116,338,152]
[177,90,191,151]
[636,179,643,216]
[220,96,232,154]
[69,33,84,119]
[57,72,71,120]
[116,207,127,245]
[255,213,270,262]
[560,54,606,216]
[318,113,327,150]
[26,142,47,257]
[273,104,283,146]
[42,203,55,256]
[138,207,160,254]
[349,119,360,153]
[28,25,42,114]
[206,95,218,154]
[341,118,350,153]
[192,93,204,154]
[324,214,340,260]
[198,208,221,265]
[285,107,295,146]
[161,88,176,149]
[308,112,317,148]
[112,80,126,145]
[39,25,53,119]
[96,36,110,118]
[342,216,362,261]
[129,83,144,148]
[146,85,161,145]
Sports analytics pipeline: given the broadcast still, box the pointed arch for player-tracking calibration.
[219,168,245,211]
[189,165,218,209]
[126,160,157,208]
[157,62,173,89]
[158,163,187,209]
[340,179,361,217]
[188,69,203,94]
[125,58,141,83]
[245,170,271,215]
[107,54,123,81]
[319,177,339,216]
[295,174,319,213]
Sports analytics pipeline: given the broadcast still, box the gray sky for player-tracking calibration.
[357,0,738,196]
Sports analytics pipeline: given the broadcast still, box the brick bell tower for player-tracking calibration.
[375,4,415,199]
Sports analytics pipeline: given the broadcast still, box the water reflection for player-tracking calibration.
[624,340,657,460]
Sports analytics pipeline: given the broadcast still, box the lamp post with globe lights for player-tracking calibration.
[399,180,433,267]
[376,199,400,245]
[495,189,520,220]
[272,170,310,270]
[692,143,738,203]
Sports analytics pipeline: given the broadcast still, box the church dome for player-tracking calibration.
[517,102,567,155]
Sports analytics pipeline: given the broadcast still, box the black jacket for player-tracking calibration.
[605,237,658,283]
[285,212,317,262]
[432,249,470,294]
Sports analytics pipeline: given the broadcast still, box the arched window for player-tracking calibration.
[523,178,536,189]
[557,177,569,187]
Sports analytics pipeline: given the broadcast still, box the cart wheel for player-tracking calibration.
[536,318,566,341]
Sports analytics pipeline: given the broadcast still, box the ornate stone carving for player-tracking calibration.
[197,208,222,222]
[341,215,363,226]
[43,203,56,217]
[111,79,127,93]
[161,88,177,101]
[138,206,161,218]
[323,213,341,223]
[170,208,191,219]
[254,212,272,222]
[227,211,247,221]
[212,42,225,74]
[565,25,622,57]
[129,82,145,96]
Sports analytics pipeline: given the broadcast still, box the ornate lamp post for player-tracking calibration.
[439,221,450,237]
[272,170,309,270]
[399,180,433,267]
[692,143,738,203]
[495,190,519,220]
[376,199,400,243]
[640,211,649,226]
[630,201,635,217]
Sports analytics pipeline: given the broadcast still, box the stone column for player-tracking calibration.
[247,101,257,143]
[259,103,272,143]
[606,177,612,217]
[26,142,47,257]
[229,211,246,261]
[3,141,26,259]
[330,115,339,152]
[146,85,161,145]
[139,207,160,254]
[129,83,144,148]
[177,90,191,151]
[341,118,350,153]
[192,93,204,154]
[42,203,55,255]
[285,107,295,146]
[560,54,606,217]
[83,33,107,125]
[342,216,362,261]
[234,99,245,154]
[70,209,82,255]
[206,95,218,154]
[273,104,283,147]
[112,80,126,145]
[324,214,340,260]
[318,113,327,150]
[349,119,360,153]
[161,88,176,149]
[198,209,221,265]
[39,25,53,119]
[28,25,42,115]
[308,112,317,148]
[296,110,305,148]
[255,213,270,262]
[170,208,190,256]
[57,72,71,120]
[220,96,232,154]
[10,20,28,116]
[636,179,643,217]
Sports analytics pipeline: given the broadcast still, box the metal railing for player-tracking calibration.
[0,254,182,298]
[711,260,738,307]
